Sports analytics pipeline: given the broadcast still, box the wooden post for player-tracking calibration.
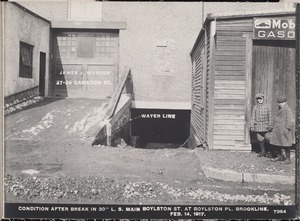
[243,33,253,145]
[106,122,112,146]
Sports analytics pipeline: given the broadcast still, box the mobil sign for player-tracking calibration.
[254,17,295,40]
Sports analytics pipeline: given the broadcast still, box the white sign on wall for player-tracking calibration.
[153,39,175,76]
[253,17,295,40]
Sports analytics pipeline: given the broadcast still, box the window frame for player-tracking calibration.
[19,41,34,79]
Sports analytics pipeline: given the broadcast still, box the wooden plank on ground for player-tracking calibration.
[213,140,235,146]
[213,145,251,151]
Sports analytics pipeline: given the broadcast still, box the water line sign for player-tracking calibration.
[253,17,295,40]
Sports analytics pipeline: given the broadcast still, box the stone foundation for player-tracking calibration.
[4,86,40,109]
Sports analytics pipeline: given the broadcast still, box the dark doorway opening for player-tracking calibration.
[39,52,46,96]
[130,108,191,148]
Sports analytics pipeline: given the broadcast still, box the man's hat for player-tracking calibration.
[255,93,264,99]
[277,95,287,103]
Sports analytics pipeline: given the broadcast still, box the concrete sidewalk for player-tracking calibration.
[195,149,295,185]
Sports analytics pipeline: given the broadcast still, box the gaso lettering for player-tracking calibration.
[257,30,295,39]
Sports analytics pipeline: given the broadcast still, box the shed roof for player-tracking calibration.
[208,9,295,20]
[190,9,296,55]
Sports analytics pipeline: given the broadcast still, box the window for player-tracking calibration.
[56,35,77,58]
[95,34,115,58]
[19,42,33,78]
[55,33,116,59]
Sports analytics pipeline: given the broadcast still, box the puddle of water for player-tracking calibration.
[21,169,40,175]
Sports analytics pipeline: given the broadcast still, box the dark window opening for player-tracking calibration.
[19,42,33,78]
[130,108,191,148]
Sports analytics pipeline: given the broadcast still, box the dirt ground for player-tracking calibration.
[196,148,295,176]
[3,98,295,205]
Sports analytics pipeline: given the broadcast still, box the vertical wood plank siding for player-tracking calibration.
[252,41,296,118]
[191,36,206,144]
[213,19,252,150]
[191,24,212,148]
[191,15,295,151]
[205,25,211,148]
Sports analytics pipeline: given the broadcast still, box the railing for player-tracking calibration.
[103,67,132,120]
[92,67,133,146]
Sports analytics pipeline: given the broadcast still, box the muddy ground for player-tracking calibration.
[4,98,295,205]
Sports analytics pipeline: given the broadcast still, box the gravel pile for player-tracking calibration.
[4,174,294,205]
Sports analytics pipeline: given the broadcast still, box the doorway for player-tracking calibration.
[39,52,46,96]
[52,31,119,99]
[130,108,191,148]
[252,40,296,117]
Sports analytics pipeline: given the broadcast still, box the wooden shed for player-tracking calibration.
[190,10,296,151]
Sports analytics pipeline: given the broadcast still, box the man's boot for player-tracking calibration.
[282,148,291,164]
[257,142,266,157]
[272,148,286,162]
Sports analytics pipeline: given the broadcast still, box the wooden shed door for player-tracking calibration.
[252,40,296,117]
[53,31,119,99]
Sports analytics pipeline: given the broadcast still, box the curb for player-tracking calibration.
[194,151,295,185]
[201,166,295,185]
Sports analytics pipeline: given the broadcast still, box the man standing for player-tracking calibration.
[250,93,273,157]
[270,96,295,164]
